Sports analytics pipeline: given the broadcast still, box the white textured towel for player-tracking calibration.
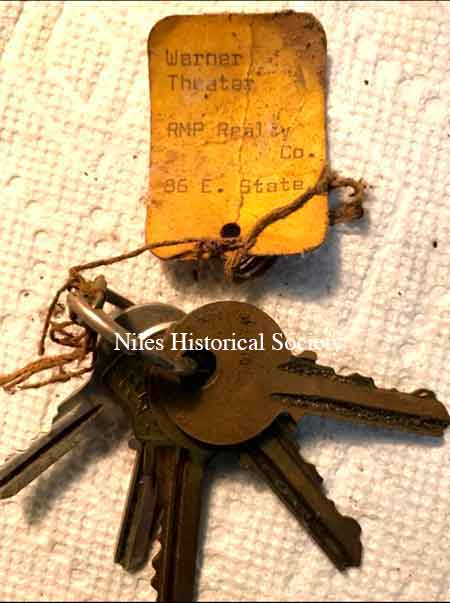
[0,1,449,600]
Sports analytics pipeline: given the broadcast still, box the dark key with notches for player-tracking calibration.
[240,415,362,569]
[105,353,215,602]
[154,300,449,571]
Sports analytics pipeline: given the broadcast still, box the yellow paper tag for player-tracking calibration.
[146,12,327,259]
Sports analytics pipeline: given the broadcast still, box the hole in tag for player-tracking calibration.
[220,222,241,238]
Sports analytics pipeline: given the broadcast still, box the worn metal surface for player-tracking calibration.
[162,301,450,445]
[105,300,449,600]
[240,416,362,570]
[105,353,214,603]
[0,302,184,534]
[1,299,449,602]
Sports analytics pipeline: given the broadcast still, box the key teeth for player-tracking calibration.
[274,416,362,569]
[348,373,375,387]
[319,495,362,570]
[151,550,162,594]
[302,458,324,487]
[150,517,164,597]
[298,351,318,362]
[277,416,324,487]
[315,483,362,569]
[285,431,324,487]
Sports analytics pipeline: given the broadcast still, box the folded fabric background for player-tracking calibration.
[0,1,448,600]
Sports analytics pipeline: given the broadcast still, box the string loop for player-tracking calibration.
[0,168,365,392]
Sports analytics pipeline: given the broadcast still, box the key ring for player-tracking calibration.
[67,291,194,375]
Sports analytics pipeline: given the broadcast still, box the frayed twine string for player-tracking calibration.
[0,167,365,393]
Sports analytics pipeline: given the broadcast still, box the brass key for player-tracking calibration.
[2,300,447,601]
[240,415,362,569]
[161,301,449,446]
[149,300,449,574]
[155,367,364,573]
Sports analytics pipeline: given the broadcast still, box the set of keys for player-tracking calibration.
[0,295,448,602]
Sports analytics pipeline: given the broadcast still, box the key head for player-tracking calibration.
[161,301,291,445]
[0,302,187,500]
[56,302,185,419]
[161,300,449,445]
[99,303,186,422]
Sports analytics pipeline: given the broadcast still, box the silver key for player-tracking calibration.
[0,302,184,499]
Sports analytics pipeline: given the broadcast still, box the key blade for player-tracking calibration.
[151,447,205,603]
[273,357,450,436]
[52,385,99,421]
[241,417,362,570]
[53,360,124,422]
[115,440,159,572]
[0,402,103,499]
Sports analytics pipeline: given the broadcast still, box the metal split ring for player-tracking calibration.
[67,291,194,375]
